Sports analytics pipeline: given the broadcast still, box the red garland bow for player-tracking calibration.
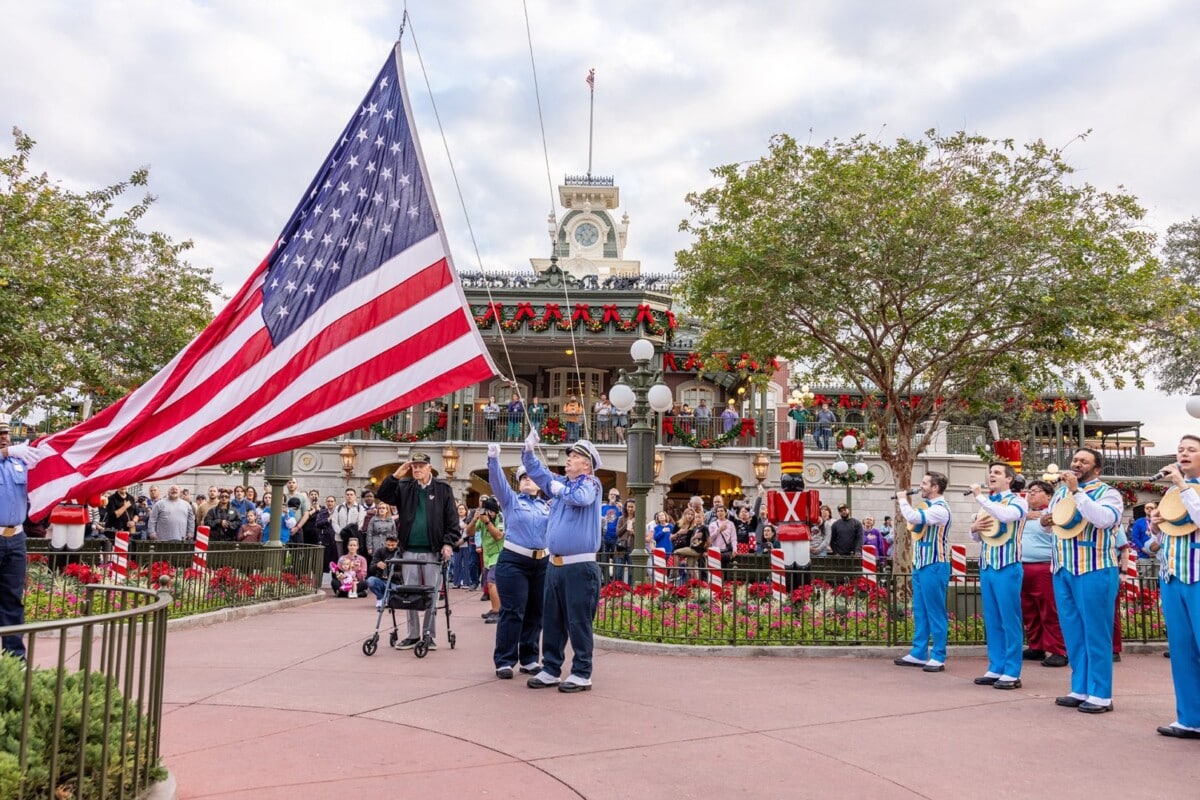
[838,394,851,408]
[665,309,677,329]
[1078,399,1088,415]
[543,303,563,323]
[663,352,679,371]
[514,302,537,322]
[571,303,592,322]
[482,302,503,322]
[635,304,656,324]
[683,352,703,371]
[813,394,828,406]
[740,418,757,437]
[601,304,622,324]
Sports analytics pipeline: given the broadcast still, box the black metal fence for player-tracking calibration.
[25,540,324,622]
[1,583,171,799]
[594,555,1167,648]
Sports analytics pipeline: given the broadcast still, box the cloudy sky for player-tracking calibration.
[2,0,1198,452]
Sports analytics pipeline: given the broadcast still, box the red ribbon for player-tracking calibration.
[571,303,592,322]
[543,303,563,323]
[813,394,827,406]
[683,352,703,371]
[514,302,537,322]
[1078,399,1088,414]
[601,304,622,324]
[482,302,503,322]
[740,418,757,437]
[838,394,851,408]
[663,352,679,371]
[665,310,677,329]
[635,304,656,325]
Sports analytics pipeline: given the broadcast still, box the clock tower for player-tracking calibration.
[531,174,641,280]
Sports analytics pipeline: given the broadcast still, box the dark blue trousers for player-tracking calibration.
[493,549,547,669]
[0,531,27,659]
[541,561,600,679]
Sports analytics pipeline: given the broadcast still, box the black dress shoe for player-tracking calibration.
[1164,650,1171,659]
[974,676,999,685]
[1022,649,1046,661]
[1157,725,1200,739]
[893,657,926,667]
[1112,653,1122,662]
[922,663,945,673]
[495,666,514,679]
[558,681,592,693]
[994,678,1022,690]
[1078,701,1113,714]
[1041,654,1068,668]
[526,674,559,689]
[1055,695,1084,707]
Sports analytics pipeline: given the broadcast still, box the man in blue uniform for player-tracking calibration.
[487,446,550,679]
[521,430,602,693]
[0,414,46,660]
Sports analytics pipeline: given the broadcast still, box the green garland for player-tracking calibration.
[371,418,443,443]
[675,426,741,449]
[1106,480,1169,508]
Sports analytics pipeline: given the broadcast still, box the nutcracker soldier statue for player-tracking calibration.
[767,440,822,590]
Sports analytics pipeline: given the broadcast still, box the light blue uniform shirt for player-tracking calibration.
[488,456,549,550]
[1021,508,1056,563]
[0,455,30,527]
[521,450,601,557]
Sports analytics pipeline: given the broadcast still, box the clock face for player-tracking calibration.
[574,222,600,247]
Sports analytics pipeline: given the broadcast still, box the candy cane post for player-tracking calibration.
[111,529,130,583]
[651,548,670,591]
[1123,546,1139,599]
[950,544,968,584]
[771,548,788,603]
[192,525,211,570]
[861,544,878,586]
[706,547,723,597]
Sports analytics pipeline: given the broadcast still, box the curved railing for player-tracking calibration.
[1,583,172,799]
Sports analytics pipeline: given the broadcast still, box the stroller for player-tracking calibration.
[362,556,455,658]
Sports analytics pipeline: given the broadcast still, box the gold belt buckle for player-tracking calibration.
[532,549,546,560]
[551,555,564,567]
[0,526,16,537]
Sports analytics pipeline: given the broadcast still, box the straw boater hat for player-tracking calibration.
[974,510,1012,546]
[1156,485,1198,537]
[1051,488,1088,539]
[908,499,931,541]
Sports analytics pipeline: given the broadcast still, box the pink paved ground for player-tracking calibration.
[160,590,1200,799]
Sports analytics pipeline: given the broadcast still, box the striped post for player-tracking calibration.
[1123,546,1139,599]
[950,544,968,585]
[861,544,878,585]
[706,547,723,598]
[770,548,787,603]
[111,529,130,583]
[651,548,670,590]
[192,525,210,571]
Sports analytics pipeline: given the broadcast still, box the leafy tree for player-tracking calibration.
[676,130,1165,568]
[0,127,220,419]
[1146,216,1200,393]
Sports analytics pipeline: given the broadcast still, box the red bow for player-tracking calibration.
[838,395,851,408]
[571,303,592,322]
[514,302,537,322]
[543,303,563,323]
[683,352,703,371]
[665,310,677,329]
[635,304,656,325]
[601,304,622,324]
[741,418,757,437]
[663,352,679,371]
[482,302,503,322]
[1078,399,1088,414]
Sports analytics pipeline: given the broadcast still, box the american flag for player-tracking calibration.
[586,68,595,91]
[27,43,496,518]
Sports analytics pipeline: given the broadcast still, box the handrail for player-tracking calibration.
[14,582,171,634]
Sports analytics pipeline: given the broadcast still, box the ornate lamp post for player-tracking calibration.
[610,338,674,584]
[263,451,294,549]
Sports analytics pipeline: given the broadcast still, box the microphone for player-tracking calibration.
[1151,463,1181,481]
[904,489,921,496]
[961,489,976,496]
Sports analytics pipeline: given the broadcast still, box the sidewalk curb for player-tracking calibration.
[165,591,326,632]
[140,770,176,800]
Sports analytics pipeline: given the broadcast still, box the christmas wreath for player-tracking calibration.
[834,427,865,453]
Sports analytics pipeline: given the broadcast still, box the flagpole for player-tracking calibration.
[587,68,595,179]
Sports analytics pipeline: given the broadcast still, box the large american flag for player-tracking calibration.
[28,43,496,518]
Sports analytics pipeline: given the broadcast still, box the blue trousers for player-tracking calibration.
[981,562,1024,677]
[910,561,950,663]
[0,531,26,659]
[1053,567,1118,700]
[542,561,600,679]
[492,549,547,669]
[1161,576,1200,727]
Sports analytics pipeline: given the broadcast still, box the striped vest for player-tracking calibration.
[1051,480,1120,575]
[979,493,1024,571]
[912,498,951,570]
[1160,478,1200,584]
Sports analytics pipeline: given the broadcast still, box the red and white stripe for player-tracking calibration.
[861,544,878,585]
[771,548,787,603]
[651,548,670,590]
[706,547,723,596]
[111,529,130,583]
[192,526,210,571]
[1122,546,1139,599]
[951,544,968,584]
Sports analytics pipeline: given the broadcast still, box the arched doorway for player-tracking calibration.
[663,468,749,519]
